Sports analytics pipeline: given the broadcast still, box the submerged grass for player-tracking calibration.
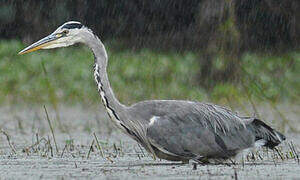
[0,40,299,178]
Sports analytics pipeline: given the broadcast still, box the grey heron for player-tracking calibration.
[19,21,285,163]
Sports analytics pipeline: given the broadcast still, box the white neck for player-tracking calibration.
[81,30,126,124]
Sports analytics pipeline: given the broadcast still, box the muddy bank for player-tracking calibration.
[0,105,299,179]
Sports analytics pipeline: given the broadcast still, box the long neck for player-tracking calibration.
[84,32,126,120]
[82,31,156,156]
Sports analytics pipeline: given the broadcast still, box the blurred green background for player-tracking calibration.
[0,1,299,131]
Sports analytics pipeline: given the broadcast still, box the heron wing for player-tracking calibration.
[146,102,254,159]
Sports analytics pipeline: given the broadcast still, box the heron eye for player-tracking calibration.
[62,30,69,35]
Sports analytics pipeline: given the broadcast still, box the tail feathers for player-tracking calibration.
[249,119,286,149]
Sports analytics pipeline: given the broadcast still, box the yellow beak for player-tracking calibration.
[18,34,60,55]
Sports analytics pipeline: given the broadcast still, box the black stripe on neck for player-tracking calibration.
[93,64,120,120]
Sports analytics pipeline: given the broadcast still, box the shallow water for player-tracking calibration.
[0,105,299,179]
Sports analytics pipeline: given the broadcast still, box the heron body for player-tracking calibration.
[19,21,285,163]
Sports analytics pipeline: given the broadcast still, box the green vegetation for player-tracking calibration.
[0,40,299,107]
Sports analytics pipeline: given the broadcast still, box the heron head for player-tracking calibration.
[19,21,87,55]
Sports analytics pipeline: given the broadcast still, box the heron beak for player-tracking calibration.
[18,33,62,55]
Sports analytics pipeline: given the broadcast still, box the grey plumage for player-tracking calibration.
[19,21,286,163]
[128,100,285,162]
